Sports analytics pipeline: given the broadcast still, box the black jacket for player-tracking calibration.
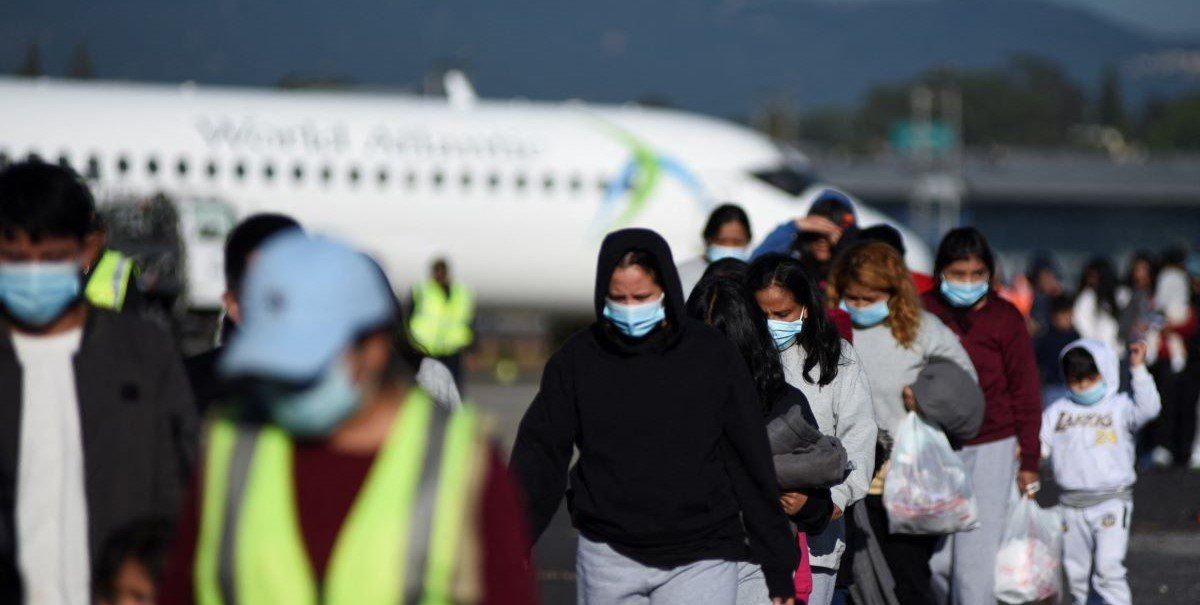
[511,228,798,598]
[0,309,198,601]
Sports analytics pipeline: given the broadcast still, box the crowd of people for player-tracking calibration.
[0,158,1192,605]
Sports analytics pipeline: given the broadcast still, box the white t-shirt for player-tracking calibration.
[13,327,89,605]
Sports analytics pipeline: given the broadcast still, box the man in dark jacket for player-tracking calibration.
[0,161,197,603]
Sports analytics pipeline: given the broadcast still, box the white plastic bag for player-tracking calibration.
[883,412,979,535]
[994,497,1063,604]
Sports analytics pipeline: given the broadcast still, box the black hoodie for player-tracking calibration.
[511,228,798,598]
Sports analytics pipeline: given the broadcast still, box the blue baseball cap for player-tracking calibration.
[219,232,394,383]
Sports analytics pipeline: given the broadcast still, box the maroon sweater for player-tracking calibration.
[160,443,536,604]
[922,291,1043,471]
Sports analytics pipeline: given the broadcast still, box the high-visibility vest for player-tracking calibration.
[84,249,135,311]
[194,390,488,605]
[408,281,474,357]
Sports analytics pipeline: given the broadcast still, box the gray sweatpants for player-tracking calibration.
[1062,499,1132,605]
[930,436,1019,605]
[576,535,738,604]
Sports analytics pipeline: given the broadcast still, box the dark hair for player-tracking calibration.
[1061,346,1100,383]
[1123,250,1158,292]
[1049,294,1075,315]
[1077,256,1119,317]
[614,249,663,287]
[746,253,842,386]
[225,213,301,291]
[0,160,95,242]
[686,275,784,413]
[808,193,856,228]
[856,224,906,256]
[700,257,749,283]
[933,227,996,282]
[702,203,752,243]
[93,516,172,602]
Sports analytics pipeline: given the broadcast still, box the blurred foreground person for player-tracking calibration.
[161,233,533,604]
[686,274,849,604]
[408,257,474,389]
[184,213,301,415]
[747,254,876,605]
[921,228,1042,605]
[512,228,798,604]
[830,242,981,605]
[1042,340,1160,605]
[0,161,197,603]
[676,203,754,297]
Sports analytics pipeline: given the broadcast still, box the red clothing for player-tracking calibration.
[827,308,854,344]
[910,271,935,295]
[921,291,1043,471]
[160,441,535,604]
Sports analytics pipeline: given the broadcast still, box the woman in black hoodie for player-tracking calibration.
[512,228,799,604]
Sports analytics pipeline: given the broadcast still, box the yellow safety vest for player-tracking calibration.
[194,390,488,605]
[84,249,135,311]
[408,281,474,357]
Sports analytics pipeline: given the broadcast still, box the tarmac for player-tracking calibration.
[468,380,1200,605]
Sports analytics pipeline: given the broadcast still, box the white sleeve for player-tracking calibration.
[829,345,878,511]
[922,313,978,382]
[1126,365,1162,431]
[1073,291,1099,341]
[1039,404,1055,459]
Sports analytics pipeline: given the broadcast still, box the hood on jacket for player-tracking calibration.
[807,188,858,230]
[594,228,686,322]
[1059,338,1120,400]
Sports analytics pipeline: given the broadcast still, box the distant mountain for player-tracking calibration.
[2,0,1196,116]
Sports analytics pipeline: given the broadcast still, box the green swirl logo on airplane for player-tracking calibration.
[593,121,713,233]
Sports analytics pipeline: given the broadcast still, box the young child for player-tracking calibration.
[1041,339,1161,605]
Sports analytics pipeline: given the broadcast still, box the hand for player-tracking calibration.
[772,598,796,605]
[831,505,844,520]
[780,491,809,515]
[1129,341,1147,368]
[1017,470,1040,498]
[902,385,920,413]
[794,215,844,245]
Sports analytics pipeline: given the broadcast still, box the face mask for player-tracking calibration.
[603,295,666,339]
[940,278,989,308]
[1069,380,1107,406]
[706,245,749,263]
[840,298,889,328]
[266,359,362,437]
[767,317,805,350]
[0,261,83,327]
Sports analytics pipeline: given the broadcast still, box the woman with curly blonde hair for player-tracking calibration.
[830,241,979,605]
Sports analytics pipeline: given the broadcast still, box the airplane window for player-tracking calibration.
[321,165,333,185]
[146,157,159,176]
[751,166,815,197]
[515,174,527,192]
[117,156,130,175]
[405,170,417,189]
[293,164,304,182]
[543,174,555,193]
[234,162,246,180]
[57,153,71,169]
[263,163,275,181]
[377,167,389,186]
[487,173,500,190]
[569,174,583,194]
[460,172,472,189]
[176,158,188,177]
[0,151,9,168]
[27,151,43,163]
[348,167,361,185]
[597,176,609,192]
[432,170,445,189]
[206,161,218,179]
[86,156,100,180]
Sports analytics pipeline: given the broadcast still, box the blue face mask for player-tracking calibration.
[603,295,666,339]
[940,278,989,308]
[767,317,805,350]
[706,245,749,263]
[1069,380,1107,406]
[840,298,890,328]
[266,359,362,437]
[0,261,83,327]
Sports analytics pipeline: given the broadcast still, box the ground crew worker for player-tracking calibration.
[408,257,474,387]
[83,214,143,313]
[159,233,534,605]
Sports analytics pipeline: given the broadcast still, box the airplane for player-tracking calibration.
[0,74,931,313]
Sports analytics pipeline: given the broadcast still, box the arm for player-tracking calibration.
[1000,309,1044,473]
[151,329,200,518]
[829,347,878,512]
[721,349,800,600]
[1127,361,1162,432]
[1039,405,1054,460]
[923,314,978,382]
[508,353,578,543]
[750,221,799,260]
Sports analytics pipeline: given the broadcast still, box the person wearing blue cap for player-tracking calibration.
[160,233,535,604]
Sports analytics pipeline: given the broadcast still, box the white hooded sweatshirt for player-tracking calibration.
[1040,339,1160,501]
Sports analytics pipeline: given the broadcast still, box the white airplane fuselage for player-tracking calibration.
[0,77,930,312]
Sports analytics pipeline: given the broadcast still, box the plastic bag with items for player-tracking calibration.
[883,412,979,535]
[994,497,1063,605]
